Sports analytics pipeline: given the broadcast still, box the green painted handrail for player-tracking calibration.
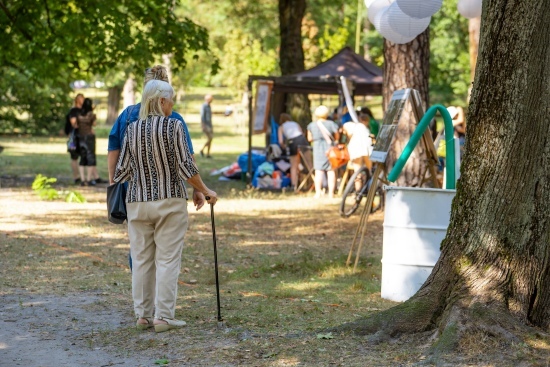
[387,104,456,189]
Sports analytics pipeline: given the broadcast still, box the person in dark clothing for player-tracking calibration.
[65,94,84,184]
[75,98,98,186]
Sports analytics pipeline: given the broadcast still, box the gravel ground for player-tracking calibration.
[0,290,152,367]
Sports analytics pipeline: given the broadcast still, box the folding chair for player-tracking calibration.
[296,145,314,192]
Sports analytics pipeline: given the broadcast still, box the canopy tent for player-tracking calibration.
[245,47,384,182]
[272,46,383,95]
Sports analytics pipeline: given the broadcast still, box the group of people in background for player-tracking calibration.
[277,104,379,198]
[65,94,103,186]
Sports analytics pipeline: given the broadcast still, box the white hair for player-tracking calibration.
[139,80,175,120]
[315,105,330,119]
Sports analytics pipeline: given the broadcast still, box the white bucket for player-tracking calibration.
[381,186,456,302]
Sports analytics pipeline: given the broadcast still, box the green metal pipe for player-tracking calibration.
[387,104,456,189]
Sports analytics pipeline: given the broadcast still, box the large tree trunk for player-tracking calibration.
[383,29,431,187]
[278,0,311,128]
[106,86,122,125]
[336,0,550,352]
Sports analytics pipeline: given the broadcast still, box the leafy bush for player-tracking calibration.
[32,174,86,203]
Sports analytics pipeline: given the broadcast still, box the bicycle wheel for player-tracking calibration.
[339,166,371,218]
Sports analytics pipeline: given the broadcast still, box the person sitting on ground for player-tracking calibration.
[114,79,218,333]
[277,113,309,190]
[307,105,340,199]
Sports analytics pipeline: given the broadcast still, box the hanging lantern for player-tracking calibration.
[387,2,431,38]
[364,0,378,8]
[457,0,482,19]
[367,0,393,24]
[378,6,416,44]
[372,4,389,30]
[396,0,442,19]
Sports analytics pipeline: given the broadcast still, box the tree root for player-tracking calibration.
[330,297,440,343]
[332,293,534,360]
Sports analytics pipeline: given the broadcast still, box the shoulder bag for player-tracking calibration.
[107,182,127,224]
[316,120,349,169]
[106,106,135,224]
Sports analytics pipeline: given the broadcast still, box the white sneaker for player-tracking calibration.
[154,318,187,333]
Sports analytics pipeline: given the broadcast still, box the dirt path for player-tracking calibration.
[1,290,152,367]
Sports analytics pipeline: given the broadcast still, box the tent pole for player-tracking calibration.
[247,77,253,185]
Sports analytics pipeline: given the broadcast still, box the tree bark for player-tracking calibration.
[383,29,431,187]
[336,0,550,350]
[278,0,311,128]
[106,86,122,125]
[278,0,306,76]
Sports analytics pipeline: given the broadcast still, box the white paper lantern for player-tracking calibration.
[396,0,442,19]
[457,0,482,19]
[364,0,378,8]
[372,4,388,30]
[367,0,393,24]
[378,7,416,44]
[387,2,431,38]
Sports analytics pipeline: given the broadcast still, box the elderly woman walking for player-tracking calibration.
[114,80,218,333]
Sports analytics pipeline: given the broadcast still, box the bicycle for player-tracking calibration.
[339,165,384,218]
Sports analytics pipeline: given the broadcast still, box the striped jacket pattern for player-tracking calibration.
[114,115,199,203]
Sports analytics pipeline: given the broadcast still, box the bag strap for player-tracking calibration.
[316,120,334,145]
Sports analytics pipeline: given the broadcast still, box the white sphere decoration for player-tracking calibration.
[457,0,482,19]
[364,0,378,8]
[372,5,389,30]
[378,6,416,44]
[367,0,393,24]
[396,0,442,19]
[387,2,431,38]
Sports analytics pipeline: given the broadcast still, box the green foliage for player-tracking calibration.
[217,29,279,92]
[0,67,70,135]
[429,0,470,106]
[1,0,215,134]
[32,174,59,200]
[363,29,384,67]
[65,190,86,203]
[177,0,279,94]
[319,18,352,61]
[32,174,86,202]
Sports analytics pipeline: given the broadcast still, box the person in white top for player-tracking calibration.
[343,113,373,192]
[277,113,309,189]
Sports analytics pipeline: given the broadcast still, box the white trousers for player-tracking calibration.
[127,198,188,320]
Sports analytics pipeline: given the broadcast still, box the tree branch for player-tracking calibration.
[43,0,56,36]
[0,0,34,41]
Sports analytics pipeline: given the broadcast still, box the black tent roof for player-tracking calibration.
[272,47,383,96]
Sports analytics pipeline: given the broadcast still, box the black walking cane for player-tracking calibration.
[206,197,223,323]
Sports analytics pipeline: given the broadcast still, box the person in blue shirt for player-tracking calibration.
[107,65,206,270]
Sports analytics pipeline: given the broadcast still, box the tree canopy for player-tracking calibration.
[0,0,214,134]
